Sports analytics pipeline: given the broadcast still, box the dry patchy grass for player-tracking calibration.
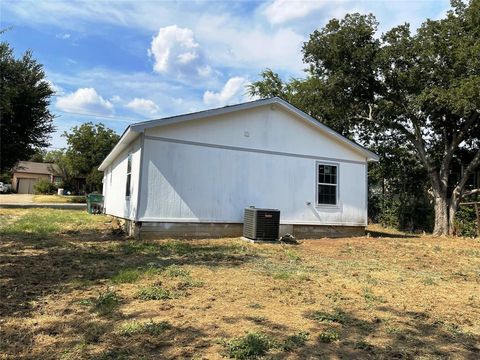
[0,209,479,359]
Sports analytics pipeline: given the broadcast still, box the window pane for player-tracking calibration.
[318,164,337,185]
[125,174,131,197]
[127,154,132,174]
[318,184,336,205]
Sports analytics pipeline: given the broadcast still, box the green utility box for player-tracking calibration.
[86,194,104,214]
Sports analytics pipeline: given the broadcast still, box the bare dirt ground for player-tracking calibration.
[0,209,479,359]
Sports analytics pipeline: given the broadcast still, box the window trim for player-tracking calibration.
[315,161,339,207]
[125,153,132,198]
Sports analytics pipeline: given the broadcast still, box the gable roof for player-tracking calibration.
[14,161,58,175]
[98,97,378,170]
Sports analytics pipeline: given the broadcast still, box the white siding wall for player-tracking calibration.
[145,106,366,163]
[138,106,367,226]
[103,137,142,220]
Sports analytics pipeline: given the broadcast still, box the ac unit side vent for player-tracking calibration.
[243,207,280,241]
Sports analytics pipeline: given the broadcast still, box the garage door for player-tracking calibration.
[17,179,37,194]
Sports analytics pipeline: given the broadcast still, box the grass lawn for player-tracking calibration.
[33,195,86,204]
[0,209,479,359]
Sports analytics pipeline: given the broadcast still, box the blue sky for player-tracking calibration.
[2,0,450,149]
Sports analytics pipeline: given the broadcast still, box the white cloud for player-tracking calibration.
[125,98,160,117]
[46,80,64,95]
[264,0,327,24]
[195,16,305,73]
[55,33,72,40]
[56,88,114,116]
[203,77,251,107]
[56,33,71,39]
[149,25,212,80]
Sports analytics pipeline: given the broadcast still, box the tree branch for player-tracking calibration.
[440,112,479,181]
[451,148,480,208]
[463,188,480,197]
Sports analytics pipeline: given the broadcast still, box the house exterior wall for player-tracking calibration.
[102,137,142,220]
[136,105,368,227]
[13,173,51,193]
[145,106,366,163]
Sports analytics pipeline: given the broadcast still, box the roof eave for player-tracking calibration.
[98,127,140,171]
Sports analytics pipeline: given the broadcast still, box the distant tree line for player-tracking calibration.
[29,123,120,193]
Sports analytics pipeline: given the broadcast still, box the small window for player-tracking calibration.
[317,163,338,205]
[125,153,132,197]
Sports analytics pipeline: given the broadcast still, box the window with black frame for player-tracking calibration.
[317,163,337,205]
[125,153,132,197]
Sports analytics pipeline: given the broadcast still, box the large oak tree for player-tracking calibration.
[248,0,480,235]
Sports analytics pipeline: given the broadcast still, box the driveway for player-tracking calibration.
[0,194,34,204]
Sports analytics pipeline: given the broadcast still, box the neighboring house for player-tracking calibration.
[99,97,379,239]
[12,161,62,194]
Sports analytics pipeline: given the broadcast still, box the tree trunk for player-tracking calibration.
[448,202,459,236]
[433,192,449,236]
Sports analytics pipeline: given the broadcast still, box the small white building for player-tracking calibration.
[99,98,378,238]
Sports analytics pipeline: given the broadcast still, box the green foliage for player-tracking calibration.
[248,1,480,234]
[33,179,57,194]
[0,41,54,172]
[111,269,142,284]
[91,290,121,315]
[280,331,309,351]
[136,286,172,300]
[454,206,478,237]
[307,309,347,324]
[223,332,274,359]
[318,328,340,343]
[164,264,190,278]
[63,122,119,192]
[119,320,171,337]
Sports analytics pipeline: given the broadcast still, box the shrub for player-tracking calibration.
[33,179,57,194]
[454,206,478,238]
[223,332,274,359]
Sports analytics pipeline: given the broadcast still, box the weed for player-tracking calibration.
[354,340,374,351]
[92,290,121,315]
[280,331,309,351]
[307,309,347,324]
[223,332,274,359]
[136,286,173,300]
[318,329,340,343]
[110,268,141,284]
[164,264,190,278]
[363,287,386,305]
[119,320,171,336]
[422,276,437,286]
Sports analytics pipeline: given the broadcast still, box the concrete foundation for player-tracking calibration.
[126,220,365,239]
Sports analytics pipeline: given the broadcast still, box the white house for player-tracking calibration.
[98,97,378,238]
